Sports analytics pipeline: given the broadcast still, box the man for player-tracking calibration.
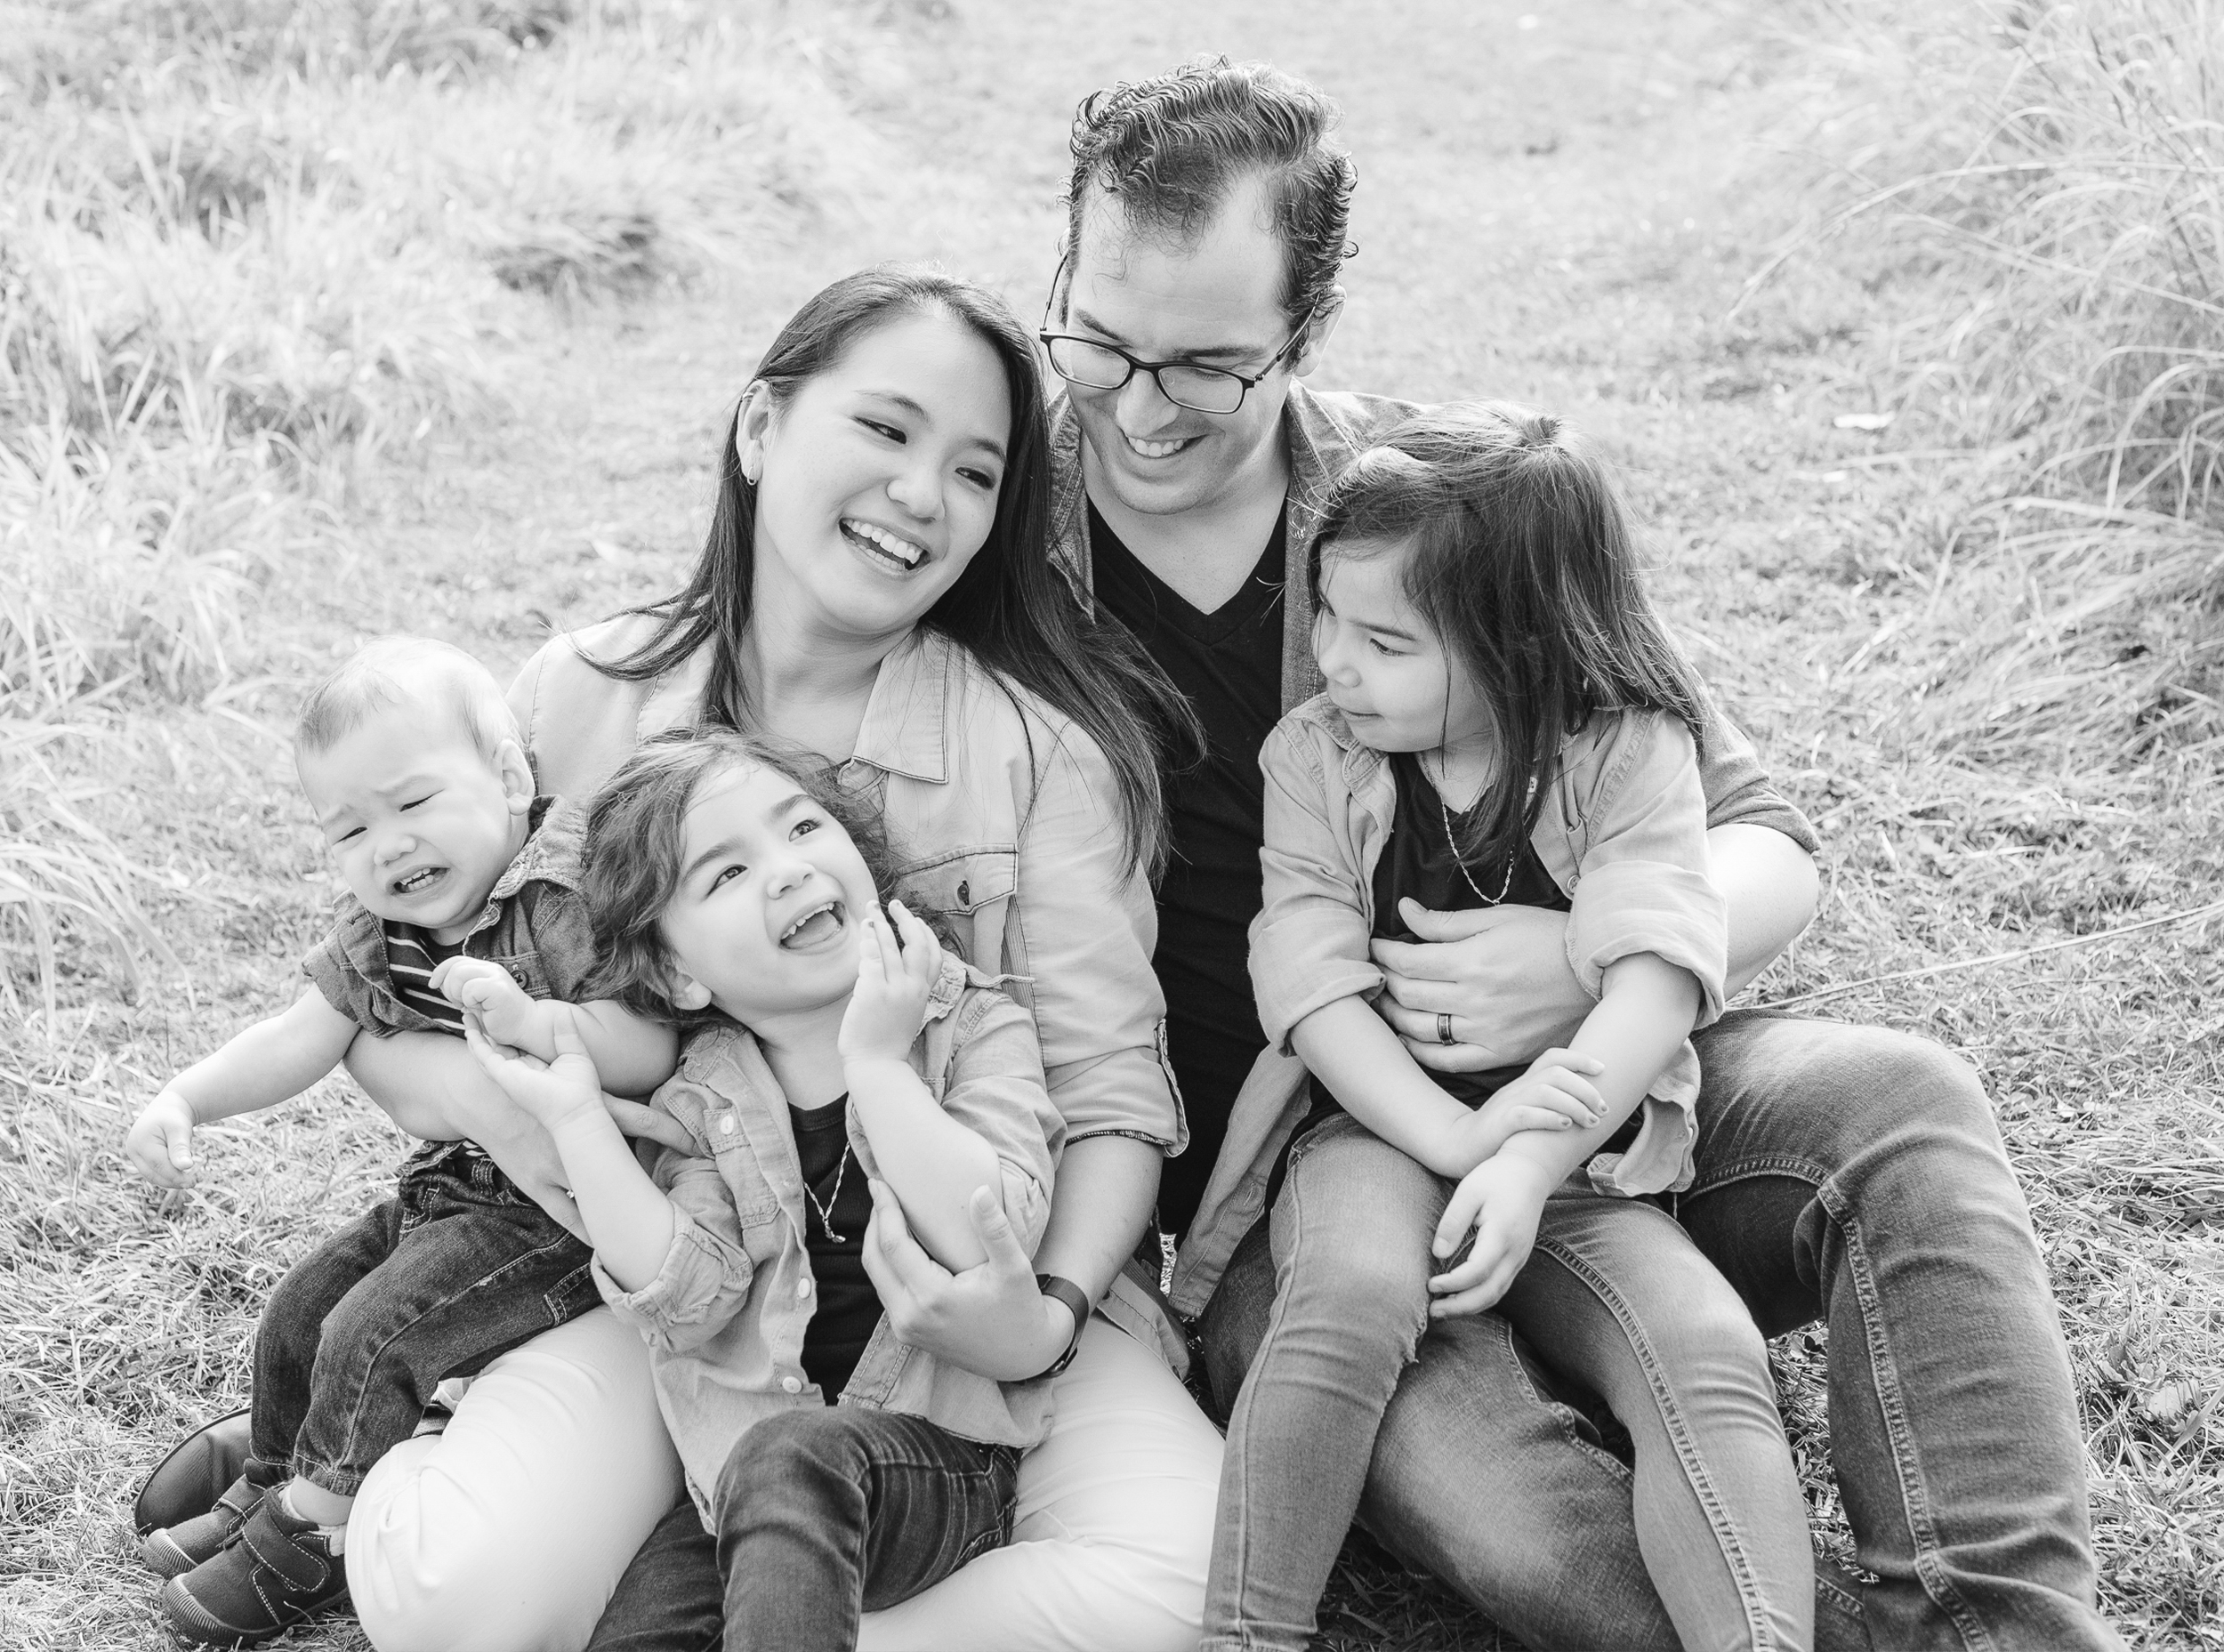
[1041,58,2115,1652]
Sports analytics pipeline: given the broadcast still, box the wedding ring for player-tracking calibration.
[1436,1012,1455,1045]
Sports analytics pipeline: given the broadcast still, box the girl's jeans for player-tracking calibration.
[586,1409,1019,1652]
[1200,1011,2118,1652]
[248,1145,597,1496]
[1202,1110,1812,1652]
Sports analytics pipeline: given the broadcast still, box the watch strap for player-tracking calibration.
[1034,1273,1091,1380]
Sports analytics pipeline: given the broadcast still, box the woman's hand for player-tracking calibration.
[1427,1152,1558,1318]
[1372,900,1593,1073]
[839,900,941,1066]
[1442,1049,1605,1171]
[859,1181,1075,1382]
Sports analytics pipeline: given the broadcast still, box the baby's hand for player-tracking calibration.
[1445,1047,1604,1173]
[126,1090,198,1189]
[431,957,541,1048]
[1427,1152,1558,1318]
[839,899,943,1067]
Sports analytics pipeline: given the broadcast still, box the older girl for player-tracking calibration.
[1194,403,1812,1652]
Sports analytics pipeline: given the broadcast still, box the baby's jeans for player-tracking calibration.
[248,1143,598,1497]
[1203,1111,1813,1652]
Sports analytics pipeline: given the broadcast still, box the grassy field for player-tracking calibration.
[4,1,2221,1648]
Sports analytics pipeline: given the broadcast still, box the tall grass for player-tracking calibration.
[1765,0,2224,517]
[1752,0,2224,769]
[0,0,880,1004]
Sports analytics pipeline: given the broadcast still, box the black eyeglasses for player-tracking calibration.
[1037,258,1318,415]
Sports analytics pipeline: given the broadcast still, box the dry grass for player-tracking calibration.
[4,0,2222,1648]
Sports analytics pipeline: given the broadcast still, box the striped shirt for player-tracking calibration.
[380,923,469,1035]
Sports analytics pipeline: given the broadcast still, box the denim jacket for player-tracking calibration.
[1168,696,1729,1318]
[596,956,1064,1531]
[508,621,1185,1357]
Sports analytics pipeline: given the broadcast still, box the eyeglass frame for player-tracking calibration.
[1035,254,1323,416]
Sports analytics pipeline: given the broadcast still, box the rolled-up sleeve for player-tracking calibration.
[1696,703,1818,854]
[1250,719,1382,1052]
[1011,711,1183,1151]
[592,1148,753,1354]
[939,993,1064,1253]
[1563,713,1730,1028]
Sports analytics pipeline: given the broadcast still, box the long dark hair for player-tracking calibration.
[1311,400,1709,874]
[588,263,1193,881]
[577,728,906,1030]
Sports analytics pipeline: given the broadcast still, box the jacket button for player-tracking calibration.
[719,1116,736,1135]
[956,880,971,905]
[796,1277,811,1299]
[781,1375,802,1395]
[508,965,529,987]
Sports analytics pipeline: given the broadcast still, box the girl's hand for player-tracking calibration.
[839,899,942,1067]
[463,1011,605,1133]
[1427,1152,1558,1317]
[1444,1048,1605,1171]
[126,1090,198,1189]
[431,957,541,1049]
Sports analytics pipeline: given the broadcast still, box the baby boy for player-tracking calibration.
[125,635,676,1648]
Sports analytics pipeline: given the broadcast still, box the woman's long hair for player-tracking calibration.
[1310,400,1708,874]
[589,263,1197,880]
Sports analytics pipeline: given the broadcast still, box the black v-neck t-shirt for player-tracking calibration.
[1092,501,1287,1238]
[791,1096,877,1400]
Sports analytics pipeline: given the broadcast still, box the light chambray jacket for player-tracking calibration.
[596,956,1063,1532]
[1168,695,1730,1318]
[507,619,1189,1360]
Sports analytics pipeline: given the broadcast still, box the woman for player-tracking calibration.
[336,266,1221,1651]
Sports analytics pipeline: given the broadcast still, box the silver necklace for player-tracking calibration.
[804,1144,852,1243]
[1430,754,1514,907]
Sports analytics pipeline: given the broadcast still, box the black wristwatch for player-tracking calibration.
[1034,1273,1092,1380]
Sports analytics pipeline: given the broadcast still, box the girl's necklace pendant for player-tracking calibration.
[805,1143,852,1243]
[1432,758,1515,907]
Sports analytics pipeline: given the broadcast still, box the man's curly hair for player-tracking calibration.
[1064,57,1356,330]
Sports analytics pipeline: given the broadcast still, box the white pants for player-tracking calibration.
[349,1307,1222,1652]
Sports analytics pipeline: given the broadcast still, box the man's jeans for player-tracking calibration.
[586,1409,1020,1652]
[1199,1011,2119,1652]
[249,1146,597,1495]
[1205,1112,1811,1652]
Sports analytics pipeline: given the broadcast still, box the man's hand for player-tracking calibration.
[859,1181,1073,1382]
[431,957,544,1051]
[1428,1152,1558,1318]
[126,1090,198,1189]
[1442,1049,1605,1172]
[1372,899,1592,1073]
[839,900,941,1066]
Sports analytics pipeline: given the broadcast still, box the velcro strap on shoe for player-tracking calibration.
[244,1519,332,1592]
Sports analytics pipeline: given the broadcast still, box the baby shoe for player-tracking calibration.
[162,1492,349,1647]
[140,1460,279,1578]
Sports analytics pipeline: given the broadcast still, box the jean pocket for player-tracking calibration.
[543,1259,600,1326]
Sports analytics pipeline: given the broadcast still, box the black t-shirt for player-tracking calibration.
[1293,753,1635,1156]
[791,1098,878,1401]
[1092,501,1287,1238]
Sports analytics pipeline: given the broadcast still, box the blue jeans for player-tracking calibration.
[1205,1112,1811,1652]
[1198,1011,2117,1652]
[586,1408,1020,1652]
[248,1145,597,1495]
